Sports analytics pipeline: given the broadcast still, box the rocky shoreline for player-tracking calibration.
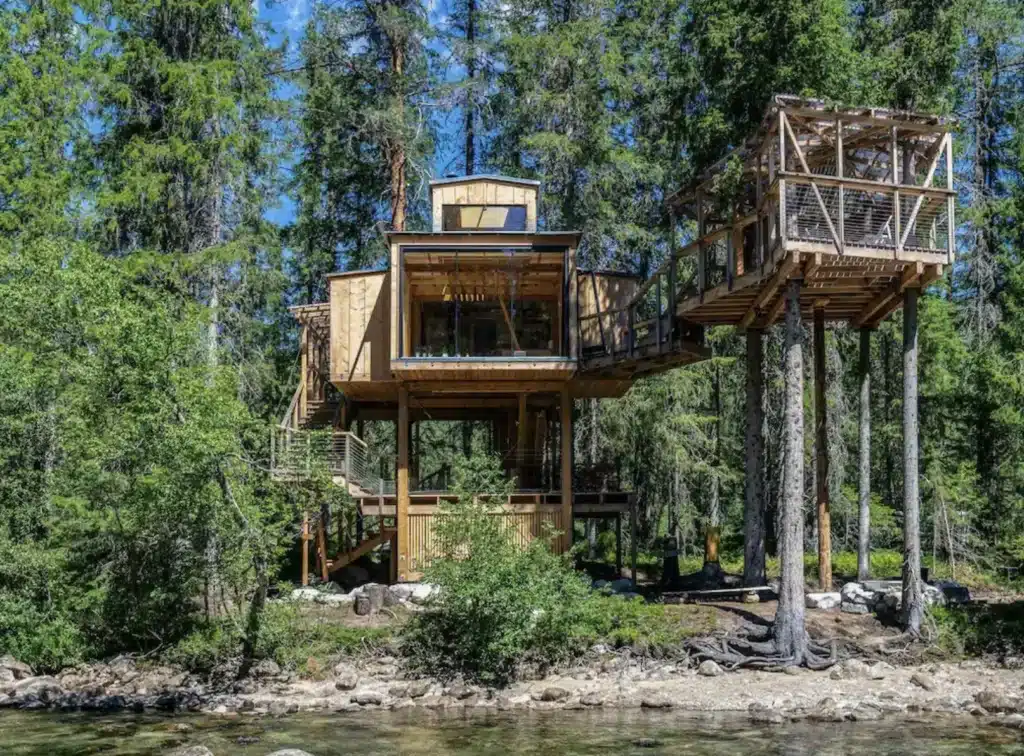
[4,652,1024,729]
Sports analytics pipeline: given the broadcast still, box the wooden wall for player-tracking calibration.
[329,271,391,384]
[430,179,538,232]
[577,271,640,353]
[407,505,565,574]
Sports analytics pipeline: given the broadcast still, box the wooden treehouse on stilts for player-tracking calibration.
[274,96,954,598]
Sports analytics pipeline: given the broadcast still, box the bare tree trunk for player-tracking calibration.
[463,0,476,175]
[813,308,831,589]
[857,327,872,581]
[902,288,924,634]
[744,329,766,586]
[704,362,722,576]
[389,41,407,232]
[776,279,807,663]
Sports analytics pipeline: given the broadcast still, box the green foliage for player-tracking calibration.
[933,603,1024,658]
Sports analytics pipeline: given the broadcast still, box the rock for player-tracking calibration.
[830,659,872,680]
[332,663,359,691]
[840,582,880,610]
[609,579,634,594]
[535,686,569,702]
[697,660,723,677]
[0,656,33,680]
[387,583,416,602]
[289,587,321,602]
[748,702,784,724]
[167,748,215,756]
[975,689,1024,713]
[447,683,475,700]
[592,579,609,591]
[640,694,673,709]
[409,583,438,605]
[999,714,1024,730]
[0,668,14,684]
[354,595,372,616]
[631,738,662,748]
[742,591,760,604]
[580,691,605,707]
[352,690,384,706]
[11,675,63,704]
[315,593,354,606]
[850,703,883,721]
[805,592,841,610]
[910,672,937,691]
[251,659,281,679]
[406,680,431,698]
[923,584,946,608]
[870,662,895,679]
[841,602,870,614]
[266,751,317,756]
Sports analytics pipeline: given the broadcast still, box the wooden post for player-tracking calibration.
[776,278,807,663]
[902,288,924,633]
[301,513,310,586]
[560,387,573,554]
[814,306,831,590]
[299,325,308,422]
[516,393,528,487]
[615,514,623,577]
[668,210,677,344]
[857,327,872,581]
[743,329,766,586]
[317,519,329,582]
[397,387,410,582]
[836,118,845,254]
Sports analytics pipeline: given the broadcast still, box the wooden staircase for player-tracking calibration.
[328,527,397,575]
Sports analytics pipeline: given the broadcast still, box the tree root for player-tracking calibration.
[684,623,841,671]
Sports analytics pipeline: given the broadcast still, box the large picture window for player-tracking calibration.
[442,205,528,232]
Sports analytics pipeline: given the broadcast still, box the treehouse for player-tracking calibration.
[272,96,955,587]
[272,174,709,583]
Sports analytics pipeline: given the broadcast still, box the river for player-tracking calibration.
[1,710,1022,755]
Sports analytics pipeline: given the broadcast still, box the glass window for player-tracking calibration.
[442,205,528,231]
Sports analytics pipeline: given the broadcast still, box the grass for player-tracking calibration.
[586,596,717,654]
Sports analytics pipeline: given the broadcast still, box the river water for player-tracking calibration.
[1,710,1022,755]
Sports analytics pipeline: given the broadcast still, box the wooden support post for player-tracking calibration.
[656,275,663,351]
[317,519,329,582]
[892,126,902,255]
[776,278,807,663]
[630,496,638,586]
[836,118,845,253]
[902,288,924,633]
[299,325,308,422]
[615,514,623,577]
[516,393,528,486]
[814,306,831,590]
[560,387,573,554]
[397,387,410,582]
[668,211,677,342]
[301,513,310,586]
[857,327,872,582]
[743,329,766,586]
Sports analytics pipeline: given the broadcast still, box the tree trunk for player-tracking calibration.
[857,327,872,581]
[389,40,407,232]
[902,288,924,634]
[776,279,807,663]
[813,307,831,589]
[463,0,476,175]
[704,361,722,576]
[744,329,766,586]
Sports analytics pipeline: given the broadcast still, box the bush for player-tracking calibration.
[933,602,1024,658]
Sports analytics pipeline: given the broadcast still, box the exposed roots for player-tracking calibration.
[684,622,841,671]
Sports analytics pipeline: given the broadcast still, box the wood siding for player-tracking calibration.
[329,271,391,384]
[431,179,538,232]
[578,271,640,355]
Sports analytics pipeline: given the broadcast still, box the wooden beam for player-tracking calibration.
[396,387,410,582]
[852,263,924,327]
[783,113,843,254]
[739,252,798,328]
[516,393,528,483]
[560,387,573,554]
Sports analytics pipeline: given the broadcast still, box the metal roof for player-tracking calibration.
[429,174,541,188]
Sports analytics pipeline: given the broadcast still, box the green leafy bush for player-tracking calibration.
[933,602,1024,658]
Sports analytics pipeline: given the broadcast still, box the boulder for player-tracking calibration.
[409,583,438,605]
[447,683,475,700]
[910,672,937,691]
[266,751,318,756]
[975,689,1024,713]
[534,686,569,702]
[0,656,33,680]
[406,680,431,698]
[830,659,873,680]
[251,659,281,679]
[289,587,321,602]
[352,690,384,706]
[840,582,880,610]
[805,592,841,610]
[388,583,416,602]
[935,580,971,605]
[11,675,63,704]
[580,691,605,707]
[332,663,359,691]
[841,602,871,614]
[697,660,723,677]
[609,579,634,594]
[923,584,946,608]
[315,593,354,606]
[640,694,673,709]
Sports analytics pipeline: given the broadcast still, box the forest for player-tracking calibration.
[1,0,1023,670]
